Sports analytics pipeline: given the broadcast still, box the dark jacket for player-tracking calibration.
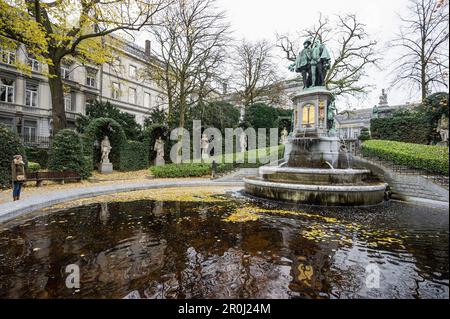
[11,160,26,183]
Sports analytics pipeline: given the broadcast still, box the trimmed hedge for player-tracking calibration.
[48,129,91,179]
[150,163,234,178]
[120,141,149,171]
[362,140,449,175]
[358,128,371,141]
[370,112,431,144]
[0,124,26,188]
[149,145,285,178]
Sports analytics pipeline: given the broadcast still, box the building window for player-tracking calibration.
[27,57,39,72]
[0,78,14,103]
[25,82,38,107]
[64,93,74,112]
[112,82,121,99]
[129,65,137,78]
[86,76,96,88]
[23,120,37,143]
[86,69,97,88]
[129,87,137,104]
[61,66,70,80]
[0,50,15,65]
[144,92,151,108]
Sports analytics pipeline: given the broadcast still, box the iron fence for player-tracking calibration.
[19,135,51,148]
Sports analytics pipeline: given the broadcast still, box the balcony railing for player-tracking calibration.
[19,134,51,148]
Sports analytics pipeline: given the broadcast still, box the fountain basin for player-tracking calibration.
[244,177,388,206]
[260,166,372,185]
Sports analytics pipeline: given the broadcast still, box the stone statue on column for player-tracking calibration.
[201,134,209,160]
[99,136,113,174]
[280,128,288,144]
[239,132,247,152]
[154,137,165,166]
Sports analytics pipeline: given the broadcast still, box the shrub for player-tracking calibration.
[362,140,449,175]
[417,92,449,144]
[370,111,431,144]
[149,145,285,178]
[244,103,280,130]
[0,124,26,188]
[77,100,142,140]
[27,162,41,173]
[48,129,91,178]
[150,163,234,178]
[25,147,49,169]
[358,128,371,141]
[120,141,149,171]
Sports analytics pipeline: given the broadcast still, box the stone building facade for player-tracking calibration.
[0,37,166,148]
[336,90,417,140]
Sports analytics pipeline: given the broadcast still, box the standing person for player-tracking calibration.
[11,155,26,201]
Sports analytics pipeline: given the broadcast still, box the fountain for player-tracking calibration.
[244,38,387,206]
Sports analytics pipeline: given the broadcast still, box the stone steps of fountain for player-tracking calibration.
[390,186,448,202]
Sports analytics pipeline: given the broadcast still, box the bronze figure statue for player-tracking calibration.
[289,38,331,89]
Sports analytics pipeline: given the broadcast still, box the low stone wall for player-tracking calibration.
[0,180,243,224]
[352,156,449,208]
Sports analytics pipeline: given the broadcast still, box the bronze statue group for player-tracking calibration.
[289,38,331,89]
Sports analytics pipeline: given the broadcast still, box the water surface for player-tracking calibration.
[0,193,448,299]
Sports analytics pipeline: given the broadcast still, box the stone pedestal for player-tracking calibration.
[155,157,165,166]
[291,86,333,136]
[287,87,340,168]
[99,163,113,174]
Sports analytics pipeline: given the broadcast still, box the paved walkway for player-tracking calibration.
[0,179,244,224]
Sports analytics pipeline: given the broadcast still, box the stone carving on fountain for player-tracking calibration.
[244,38,388,206]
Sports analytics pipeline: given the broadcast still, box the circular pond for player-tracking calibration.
[0,187,448,299]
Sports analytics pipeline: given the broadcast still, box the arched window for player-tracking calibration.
[302,104,315,128]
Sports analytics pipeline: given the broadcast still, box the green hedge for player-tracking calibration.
[362,140,449,175]
[0,124,26,188]
[48,129,91,179]
[149,145,285,178]
[150,163,234,178]
[120,141,149,171]
[370,112,431,144]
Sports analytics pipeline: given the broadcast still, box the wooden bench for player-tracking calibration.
[26,171,81,187]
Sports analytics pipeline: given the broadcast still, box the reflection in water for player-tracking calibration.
[99,203,109,225]
[0,196,448,299]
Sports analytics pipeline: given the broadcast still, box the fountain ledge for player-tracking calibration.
[260,167,371,175]
[244,178,387,192]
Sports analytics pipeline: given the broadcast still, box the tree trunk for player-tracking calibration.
[48,62,67,135]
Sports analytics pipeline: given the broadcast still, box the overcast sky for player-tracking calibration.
[137,0,440,110]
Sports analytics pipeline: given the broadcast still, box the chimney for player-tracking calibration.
[145,40,151,57]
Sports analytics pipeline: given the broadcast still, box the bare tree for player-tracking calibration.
[276,13,379,98]
[391,0,449,101]
[147,0,230,131]
[232,39,281,106]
